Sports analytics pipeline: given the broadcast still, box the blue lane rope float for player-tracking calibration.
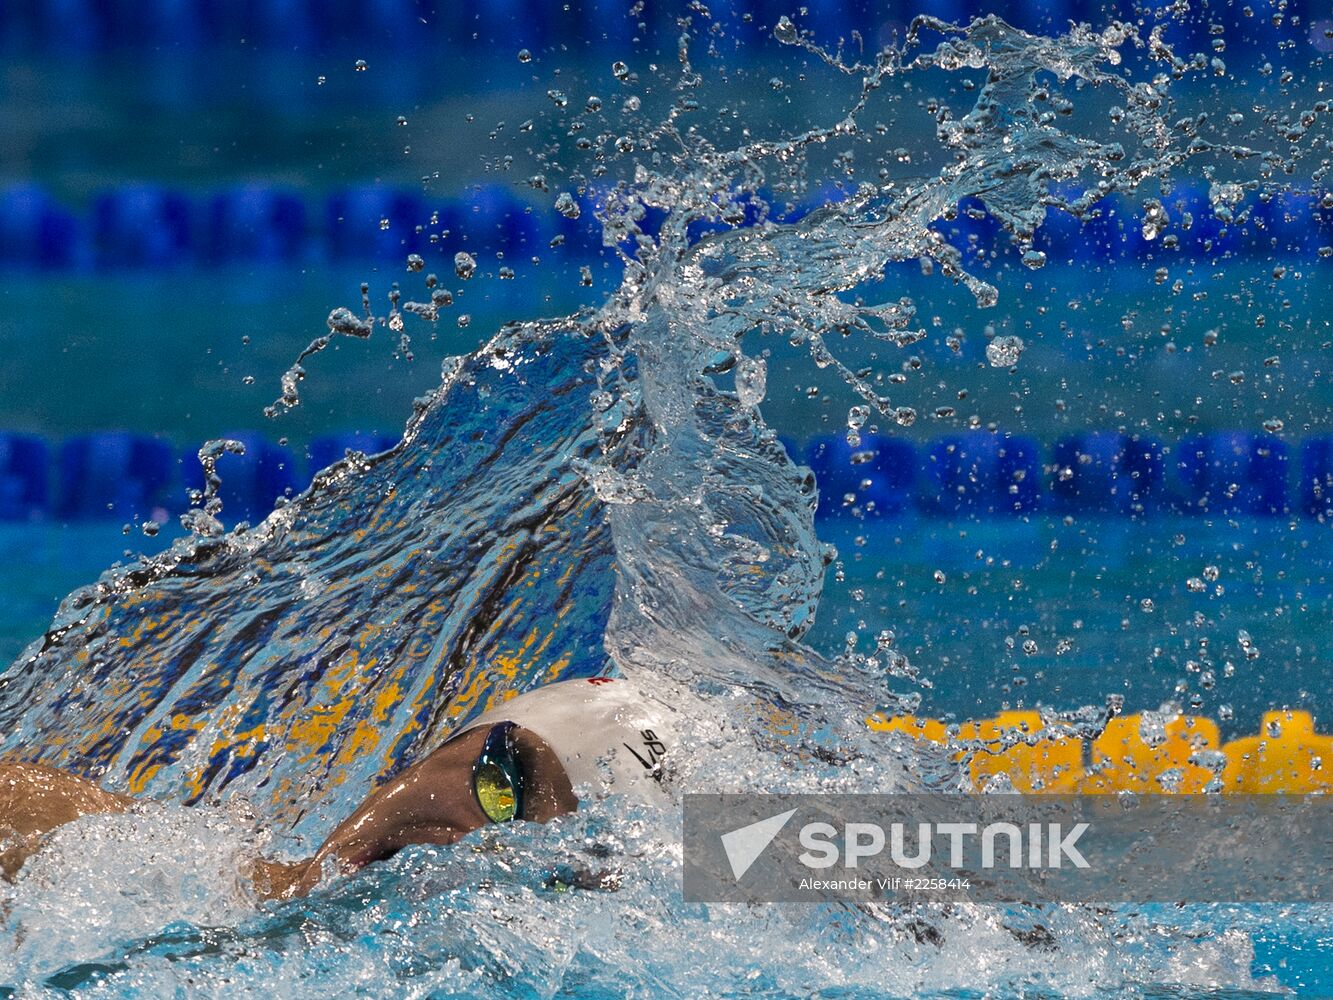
[5,429,1333,523]
[0,433,48,521]
[804,433,918,518]
[56,432,176,522]
[205,185,309,265]
[0,0,1319,53]
[1175,432,1290,517]
[788,430,1315,522]
[0,184,85,270]
[1049,432,1164,517]
[0,182,1327,272]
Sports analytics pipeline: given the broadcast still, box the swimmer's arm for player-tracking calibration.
[0,759,459,901]
[0,762,319,900]
[280,733,497,899]
[0,756,474,900]
[0,762,134,880]
[279,726,575,899]
[248,856,314,900]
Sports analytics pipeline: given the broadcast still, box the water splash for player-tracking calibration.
[0,8,1326,994]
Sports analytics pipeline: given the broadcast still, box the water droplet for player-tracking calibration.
[1021,249,1046,269]
[736,356,766,408]
[612,61,630,81]
[555,192,581,219]
[517,48,532,63]
[985,335,1025,368]
[1141,199,1168,241]
[454,252,477,280]
[354,58,368,72]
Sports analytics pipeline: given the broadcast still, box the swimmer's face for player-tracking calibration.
[413,723,581,833]
[308,724,580,879]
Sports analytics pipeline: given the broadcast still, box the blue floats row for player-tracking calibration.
[6,428,1333,524]
[0,0,1314,52]
[2,181,1328,272]
[0,431,398,523]
[947,189,1333,263]
[0,183,599,271]
[788,431,1333,520]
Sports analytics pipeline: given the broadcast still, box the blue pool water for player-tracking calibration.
[1,3,1332,997]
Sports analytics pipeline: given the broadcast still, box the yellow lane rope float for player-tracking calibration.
[867,709,1331,793]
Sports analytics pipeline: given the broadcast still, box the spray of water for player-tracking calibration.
[0,9,1326,994]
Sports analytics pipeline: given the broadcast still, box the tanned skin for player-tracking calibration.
[0,725,579,899]
[0,763,135,881]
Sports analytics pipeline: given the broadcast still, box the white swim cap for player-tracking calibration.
[464,677,672,801]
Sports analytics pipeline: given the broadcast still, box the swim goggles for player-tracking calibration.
[472,721,526,824]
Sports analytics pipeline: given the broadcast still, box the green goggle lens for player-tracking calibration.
[472,721,525,824]
[473,761,519,823]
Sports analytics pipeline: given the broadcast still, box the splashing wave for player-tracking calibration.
[0,12,1320,994]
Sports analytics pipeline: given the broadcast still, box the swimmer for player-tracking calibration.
[0,677,671,899]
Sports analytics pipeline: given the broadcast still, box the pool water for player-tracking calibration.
[0,4,1331,997]
[810,513,1331,736]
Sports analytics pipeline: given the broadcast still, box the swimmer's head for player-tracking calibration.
[462,676,672,806]
[297,677,673,893]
